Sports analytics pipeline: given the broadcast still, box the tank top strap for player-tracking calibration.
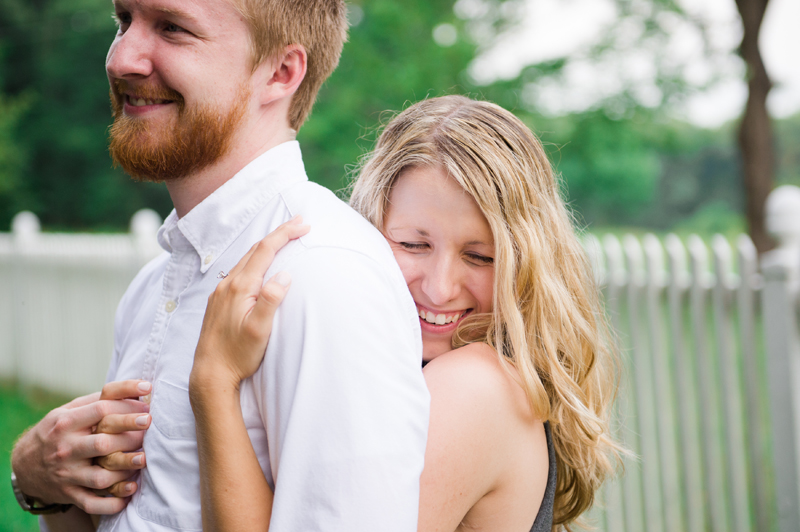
[530,421,556,532]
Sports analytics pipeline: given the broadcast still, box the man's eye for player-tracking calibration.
[113,12,131,29]
[163,22,184,33]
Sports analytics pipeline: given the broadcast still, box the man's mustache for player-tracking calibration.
[111,79,184,106]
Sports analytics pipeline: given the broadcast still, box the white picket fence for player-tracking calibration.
[2,188,800,532]
[0,209,163,396]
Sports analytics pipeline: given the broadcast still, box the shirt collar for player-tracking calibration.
[156,141,307,273]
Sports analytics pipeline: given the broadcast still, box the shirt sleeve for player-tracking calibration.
[252,246,430,532]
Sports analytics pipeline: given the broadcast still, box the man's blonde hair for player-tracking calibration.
[231,0,348,130]
[350,95,623,528]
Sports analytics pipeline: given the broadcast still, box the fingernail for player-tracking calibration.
[290,214,303,223]
[274,271,291,287]
[135,415,150,427]
[137,381,151,393]
[132,454,143,466]
[126,482,135,492]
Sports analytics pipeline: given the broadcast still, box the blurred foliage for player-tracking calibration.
[0,382,72,532]
[0,0,796,234]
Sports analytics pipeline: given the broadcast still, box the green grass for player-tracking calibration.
[0,382,74,532]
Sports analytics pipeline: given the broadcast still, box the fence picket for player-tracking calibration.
[736,235,771,532]
[603,234,642,532]
[643,234,683,532]
[623,235,664,532]
[687,235,730,532]
[711,235,751,532]
[664,234,706,532]
[585,234,626,532]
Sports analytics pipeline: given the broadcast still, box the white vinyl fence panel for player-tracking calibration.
[4,187,800,531]
[0,209,162,397]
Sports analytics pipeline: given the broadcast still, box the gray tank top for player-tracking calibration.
[530,421,556,532]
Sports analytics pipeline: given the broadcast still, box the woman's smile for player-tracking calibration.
[416,304,473,333]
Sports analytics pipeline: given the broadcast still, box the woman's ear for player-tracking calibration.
[255,44,307,106]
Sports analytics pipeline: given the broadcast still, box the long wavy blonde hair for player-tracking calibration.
[349,95,621,529]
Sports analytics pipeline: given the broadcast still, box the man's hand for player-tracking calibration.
[94,380,153,499]
[11,380,151,514]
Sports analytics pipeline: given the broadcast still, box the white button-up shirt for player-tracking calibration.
[93,141,430,532]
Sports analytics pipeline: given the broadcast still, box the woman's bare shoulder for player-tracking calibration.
[423,343,538,426]
[419,343,549,530]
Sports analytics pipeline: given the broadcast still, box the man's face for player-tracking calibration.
[106,0,256,181]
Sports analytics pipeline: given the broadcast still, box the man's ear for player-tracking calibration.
[256,44,307,106]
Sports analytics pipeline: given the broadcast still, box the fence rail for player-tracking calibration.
[2,188,800,531]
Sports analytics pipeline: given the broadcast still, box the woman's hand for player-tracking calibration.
[190,216,310,393]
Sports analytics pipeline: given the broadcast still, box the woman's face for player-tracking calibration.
[383,165,495,361]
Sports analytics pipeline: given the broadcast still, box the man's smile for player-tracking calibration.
[126,95,174,107]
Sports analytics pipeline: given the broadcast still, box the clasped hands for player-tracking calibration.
[11,379,152,514]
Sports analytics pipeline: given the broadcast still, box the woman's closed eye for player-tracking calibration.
[466,253,494,265]
[399,242,429,251]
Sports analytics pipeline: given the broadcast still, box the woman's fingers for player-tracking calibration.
[95,413,151,434]
[99,380,152,401]
[96,451,146,471]
[249,272,292,328]
[228,215,309,279]
[225,241,260,280]
[243,221,309,281]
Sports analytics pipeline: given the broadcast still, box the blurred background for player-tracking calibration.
[0,0,797,238]
[1,0,798,531]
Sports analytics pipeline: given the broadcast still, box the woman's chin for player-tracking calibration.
[421,338,453,363]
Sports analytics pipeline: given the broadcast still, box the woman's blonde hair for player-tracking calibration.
[350,95,621,529]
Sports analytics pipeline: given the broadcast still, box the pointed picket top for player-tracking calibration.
[583,233,605,287]
[603,234,626,288]
[642,233,666,287]
[623,234,646,288]
[664,233,690,291]
[687,234,713,289]
[711,235,736,290]
[737,234,757,271]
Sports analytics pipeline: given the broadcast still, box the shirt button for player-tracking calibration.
[165,300,177,313]
[204,254,213,265]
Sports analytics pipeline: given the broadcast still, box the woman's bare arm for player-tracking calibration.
[188,218,308,532]
[190,373,273,531]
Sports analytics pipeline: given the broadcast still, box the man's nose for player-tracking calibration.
[106,26,154,80]
[422,255,461,306]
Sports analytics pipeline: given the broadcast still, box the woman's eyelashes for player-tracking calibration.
[399,241,493,265]
[466,253,494,265]
[399,241,428,251]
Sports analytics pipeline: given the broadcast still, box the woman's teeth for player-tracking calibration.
[418,309,464,325]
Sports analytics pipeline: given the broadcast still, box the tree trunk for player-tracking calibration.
[735,0,774,253]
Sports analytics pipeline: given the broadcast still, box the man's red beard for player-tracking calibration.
[108,80,249,182]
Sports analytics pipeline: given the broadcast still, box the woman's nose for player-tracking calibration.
[421,255,461,306]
